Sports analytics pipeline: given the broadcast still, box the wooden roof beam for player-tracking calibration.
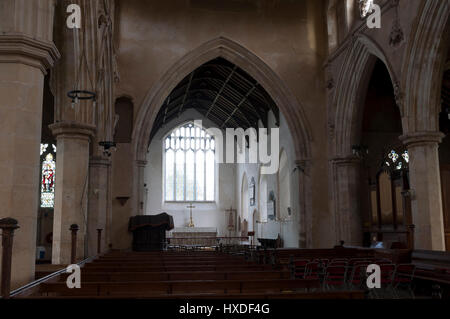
[177,71,194,117]
[205,65,237,118]
[221,85,257,128]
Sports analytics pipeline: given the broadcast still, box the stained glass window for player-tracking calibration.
[384,149,409,171]
[164,123,215,202]
[40,143,56,208]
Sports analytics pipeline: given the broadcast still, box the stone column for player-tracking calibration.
[50,122,96,264]
[0,218,19,298]
[0,1,59,289]
[400,132,445,250]
[296,159,312,248]
[87,156,110,256]
[331,156,363,246]
[136,160,148,215]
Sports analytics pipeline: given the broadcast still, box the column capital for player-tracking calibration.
[0,218,20,231]
[0,34,60,74]
[49,121,96,141]
[330,155,361,166]
[399,131,444,147]
[294,158,311,166]
[136,159,148,167]
[89,156,111,167]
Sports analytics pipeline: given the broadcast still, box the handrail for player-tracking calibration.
[7,255,96,298]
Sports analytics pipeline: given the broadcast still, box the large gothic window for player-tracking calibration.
[40,143,56,208]
[164,122,215,202]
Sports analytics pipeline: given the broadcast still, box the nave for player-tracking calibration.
[11,246,450,299]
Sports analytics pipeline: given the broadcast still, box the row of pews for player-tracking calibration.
[16,250,365,299]
[12,246,450,299]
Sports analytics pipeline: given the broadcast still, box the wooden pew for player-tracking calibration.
[39,279,321,297]
[81,265,274,272]
[19,290,366,300]
[58,270,291,282]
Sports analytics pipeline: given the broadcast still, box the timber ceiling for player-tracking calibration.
[150,57,279,141]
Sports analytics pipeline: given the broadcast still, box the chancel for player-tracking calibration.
[0,0,450,301]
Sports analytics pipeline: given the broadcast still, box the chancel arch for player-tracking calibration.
[133,37,312,162]
[133,37,313,244]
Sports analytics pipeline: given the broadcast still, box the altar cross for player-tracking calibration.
[187,203,195,227]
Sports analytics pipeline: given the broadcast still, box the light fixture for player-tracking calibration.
[67,25,96,112]
[99,141,116,157]
[67,90,96,109]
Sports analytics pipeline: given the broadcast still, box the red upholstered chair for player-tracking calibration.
[293,259,310,279]
[304,262,321,280]
[347,263,369,290]
[393,264,416,298]
[323,266,347,290]
[378,264,396,298]
[328,260,348,267]
[317,258,329,268]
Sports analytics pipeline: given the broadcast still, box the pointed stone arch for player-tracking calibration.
[330,34,399,245]
[130,37,314,228]
[400,0,450,133]
[333,34,400,158]
[132,36,312,162]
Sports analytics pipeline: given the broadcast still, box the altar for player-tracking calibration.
[168,227,217,246]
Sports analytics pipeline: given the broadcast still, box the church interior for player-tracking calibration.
[0,0,450,301]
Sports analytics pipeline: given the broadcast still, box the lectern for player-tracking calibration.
[128,213,174,251]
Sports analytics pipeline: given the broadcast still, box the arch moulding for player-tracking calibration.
[132,36,313,163]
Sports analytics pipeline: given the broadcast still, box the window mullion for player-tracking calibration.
[173,144,176,201]
[203,148,206,201]
[193,141,196,201]
[184,143,186,201]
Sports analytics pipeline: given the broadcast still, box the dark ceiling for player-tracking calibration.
[150,57,279,141]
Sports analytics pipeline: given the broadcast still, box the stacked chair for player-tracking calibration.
[291,256,416,298]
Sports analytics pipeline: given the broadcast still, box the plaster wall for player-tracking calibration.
[144,109,236,237]
[235,111,300,247]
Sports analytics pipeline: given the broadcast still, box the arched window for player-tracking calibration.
[164,122,215,202]
[278,149,291,219]
[40,143,56,208]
